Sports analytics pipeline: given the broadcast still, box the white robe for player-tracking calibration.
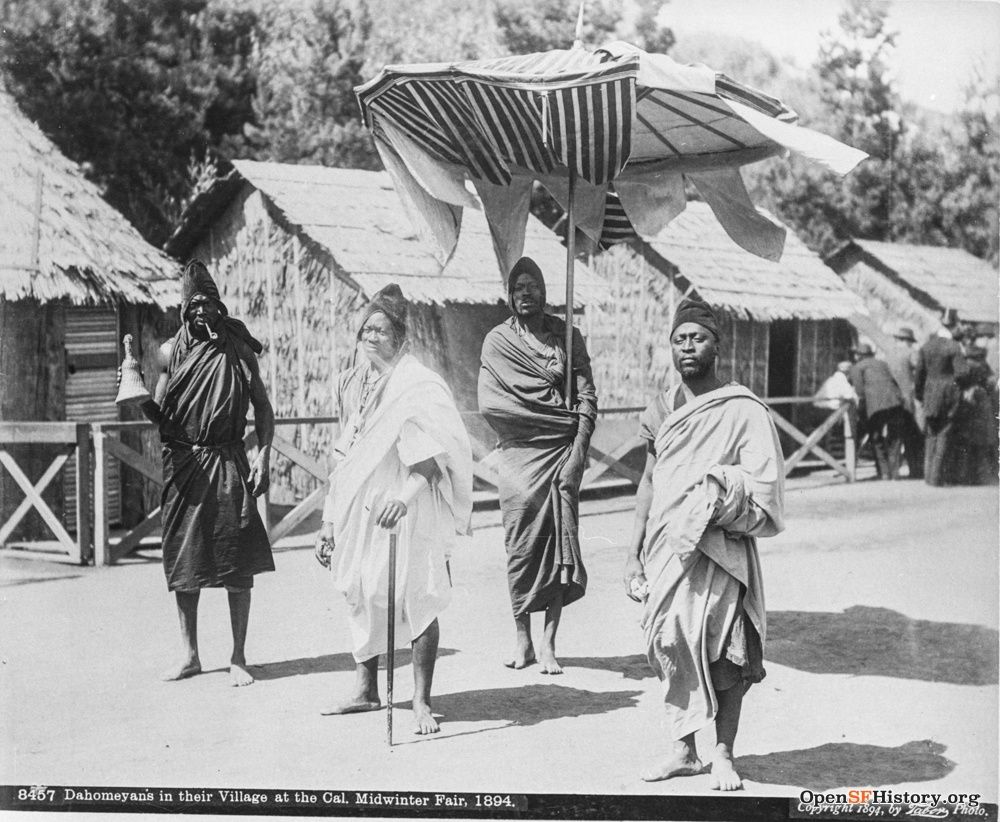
[323,354,473,661]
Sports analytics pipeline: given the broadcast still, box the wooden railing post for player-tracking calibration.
[843,400,856,482]
[92,423,109,567]
[74,422,92,565]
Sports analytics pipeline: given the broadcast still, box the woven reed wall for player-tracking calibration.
[582,244,849,414]
[190,186,504,505]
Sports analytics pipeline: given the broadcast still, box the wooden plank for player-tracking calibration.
[472,458,500,488]
[0,450,76,553]
[110,508,161,563]
[270,416,340,426]
[843,405,857,482]
[764,397,825,406]
[0,450,70,544]
[783,404,847,473]
[103,436,163,485]
[92,428,108,567]
[0,422,79,443]
[770,412,850,478]
[74,423,91,564]
[271,433,328,481]
[95,421,156,433]
[270,484,328,543]
[581,436,643,487]
[586,442,643,485]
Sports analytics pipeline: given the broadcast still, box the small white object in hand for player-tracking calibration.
[630,578,649,599]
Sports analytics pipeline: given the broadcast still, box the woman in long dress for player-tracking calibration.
[478,257,598,673]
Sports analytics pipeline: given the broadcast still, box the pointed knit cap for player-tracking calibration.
[181,259,227,315]
[360,283,408,340]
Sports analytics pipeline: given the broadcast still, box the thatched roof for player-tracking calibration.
[168,161,601,307]
[832,239,999,325]
[0,89,178,307]
[640,201,867,321]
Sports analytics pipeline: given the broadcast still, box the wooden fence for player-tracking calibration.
[0,399,854,566]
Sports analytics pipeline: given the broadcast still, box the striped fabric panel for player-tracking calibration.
[359,53,640,186]
[716,74,792,120]
[474,48,603,76]
[461,83,558,175]
[599,190,638,248]
[549,77,634,184]
[373,81,511,184]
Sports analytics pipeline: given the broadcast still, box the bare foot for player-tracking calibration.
[504,631,536,669]
[162,659,201,682]
[640,751,705,782]
[412,702,440,735]
[229,663,254,687]
[709,752,742,791]
[320,697,382,716]
[539,652,563,675]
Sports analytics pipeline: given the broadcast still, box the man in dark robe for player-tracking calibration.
[915,310,969,486]
[849,343,906,480]
[478,257,597,674]
[135,260,274,686]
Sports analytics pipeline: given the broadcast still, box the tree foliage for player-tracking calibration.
[746,0,997,263]
[1,0,258,245]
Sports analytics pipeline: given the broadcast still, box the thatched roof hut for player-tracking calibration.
[0,88,179,541]
[583,201,868,406]
[0,88,177,307]
[825,239,999,349]
[166,161,602,503]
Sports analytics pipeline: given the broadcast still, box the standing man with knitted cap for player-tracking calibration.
[623,298,785,790]
[315,284,472,735]
[131,259,274,687]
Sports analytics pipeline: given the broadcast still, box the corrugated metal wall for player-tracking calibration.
[63,306,121,529]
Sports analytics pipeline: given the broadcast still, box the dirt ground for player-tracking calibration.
[1,475,997,810]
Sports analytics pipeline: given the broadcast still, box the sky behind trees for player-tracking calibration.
[663,0,1000,113]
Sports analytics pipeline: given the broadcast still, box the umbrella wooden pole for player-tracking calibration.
[564,165,576,409]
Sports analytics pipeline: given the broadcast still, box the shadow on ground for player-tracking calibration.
[401,683,643,727]
[740,739,955,790]
[251,648,459,680]
[766,606,998,685]
[559,655,654,680]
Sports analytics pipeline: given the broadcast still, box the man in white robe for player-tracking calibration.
[315,284,472,735]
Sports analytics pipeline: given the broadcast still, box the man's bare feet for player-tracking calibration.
[412,702,440,735]
[709,748,743,791]
[504,633,536,669]
[229,663,254,687]
[320,697,382,716]
[162,659,201,681]
[538,650,563,675]
[640,750,704,782]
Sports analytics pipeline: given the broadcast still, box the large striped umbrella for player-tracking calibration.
[356,40,866,402]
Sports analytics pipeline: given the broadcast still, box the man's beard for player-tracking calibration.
[679,360,712,380]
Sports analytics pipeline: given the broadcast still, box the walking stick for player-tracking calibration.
[386,528,398,748]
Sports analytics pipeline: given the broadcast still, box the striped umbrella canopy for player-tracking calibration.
[355,40,866,400]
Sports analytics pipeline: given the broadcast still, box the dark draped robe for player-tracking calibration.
[159,323,273,591]
[478,315,597,615]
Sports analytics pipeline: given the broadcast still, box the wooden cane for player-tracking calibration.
[386,529,398,748]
